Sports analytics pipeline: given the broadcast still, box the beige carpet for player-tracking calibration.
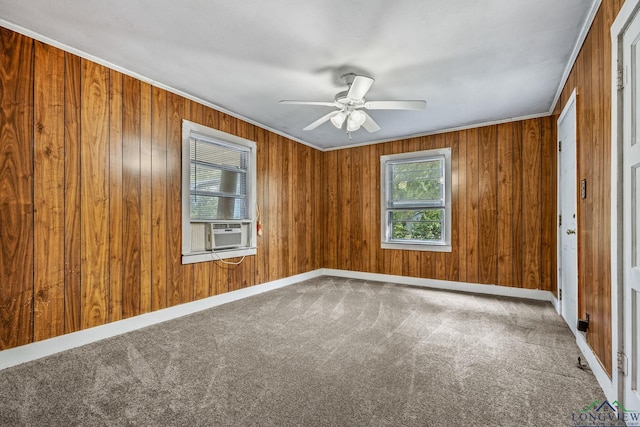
[0,276,609,426]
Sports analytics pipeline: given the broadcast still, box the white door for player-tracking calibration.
[558,93,578,335]
[622,8,640,411]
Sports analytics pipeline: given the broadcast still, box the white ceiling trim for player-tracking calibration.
[549,0,602,115]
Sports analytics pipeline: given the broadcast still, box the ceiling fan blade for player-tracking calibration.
[364,100,426,110]
[347,76,375,100]
[361,112,381,133]
[279,100,337,107]
[303,110,340,131]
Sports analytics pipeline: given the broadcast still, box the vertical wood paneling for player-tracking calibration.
[140,82,153,312]
[511,122,524,288]
[446,132,459,282]
[540,117,556,292]
[0,27,327,351]
[108,69,123,322]
[122,75,141,318]
[1,25,568,357]
[33,41,65,341]
[522,119,541,289]
[351,146,363,272]
[0,28,34,349]
[457,131,468,282]
[478,126,498,284]
[63,52,82,333]
[166,92,185,306]
[497,123,514,287]
[465,129,480,283]
[323,117,554,292]
[339,149,352,270]
[325,150,338,269]
[80,59,109,329]
[267,132,280,280]
[285,139,294,277]
[255,127,269,285]
[151,87,168,310]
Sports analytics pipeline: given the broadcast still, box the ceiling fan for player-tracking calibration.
[279,73,426,134]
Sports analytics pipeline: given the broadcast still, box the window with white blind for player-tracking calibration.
[181,120,257,264]
[380,147,452,252]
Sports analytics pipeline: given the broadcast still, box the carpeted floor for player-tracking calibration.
[0,276,609,426]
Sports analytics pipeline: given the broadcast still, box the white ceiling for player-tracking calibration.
[0,0,598,150]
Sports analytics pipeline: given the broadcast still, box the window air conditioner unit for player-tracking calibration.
[205,222,247,251]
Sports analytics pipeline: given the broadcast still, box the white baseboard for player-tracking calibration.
[2,267,603,388]
[551,294,560,314]
[321,269,554,302]
[0,269,323,371]
[576,333,615,402]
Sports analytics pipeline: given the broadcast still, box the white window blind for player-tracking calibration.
[190,135,249,221]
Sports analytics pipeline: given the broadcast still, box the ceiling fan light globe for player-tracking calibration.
[347,110,366,131]
[331,111,346,129]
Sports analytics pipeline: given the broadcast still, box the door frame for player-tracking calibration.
[611,0,640,407]
[557,88,578,330]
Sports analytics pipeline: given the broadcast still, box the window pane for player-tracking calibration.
[190,139,247,170]
[390,159,443,206]
[190,163,246,196]
[190,137,249,221]
[389,209,443,242]
[190,194,247,220]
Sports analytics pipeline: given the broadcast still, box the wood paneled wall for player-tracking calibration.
[0,0,622,377]
[552,0,625,377]
[0,27,322,350]
[322,119,557,292]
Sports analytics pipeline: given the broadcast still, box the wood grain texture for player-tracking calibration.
[80,59,110,329]
[0,27,326,351]
[323,118,555,289]
[465,129,480,284]
[64,52,82,334]
[478,125,498,284]
[511,122,524,288]
[151,87,168,310]
[166,92,185,306]
[497,123,514,287]
[522,119,542,289]
[122,75,142,318]
[108,69,123,322]
[0,23,566,359]
[0,28,34,349]
[33,41,65,341]
[140,82,153,312]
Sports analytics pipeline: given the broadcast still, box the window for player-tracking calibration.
[181,120,257,264]
[381,147,452,252]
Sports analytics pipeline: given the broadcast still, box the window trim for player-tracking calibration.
[380,147,452,252]
[181,120,257,264]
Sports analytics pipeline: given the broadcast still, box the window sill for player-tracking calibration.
[182,247,257,264]
[381,242,452,253]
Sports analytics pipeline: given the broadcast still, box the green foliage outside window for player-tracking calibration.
[390,209,443,241]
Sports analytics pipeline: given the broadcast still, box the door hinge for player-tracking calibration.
[559,214,562,227]
[558,140,562,152]
[559,289,562,300]
[618,351,628,375]
[617,64,624,90]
